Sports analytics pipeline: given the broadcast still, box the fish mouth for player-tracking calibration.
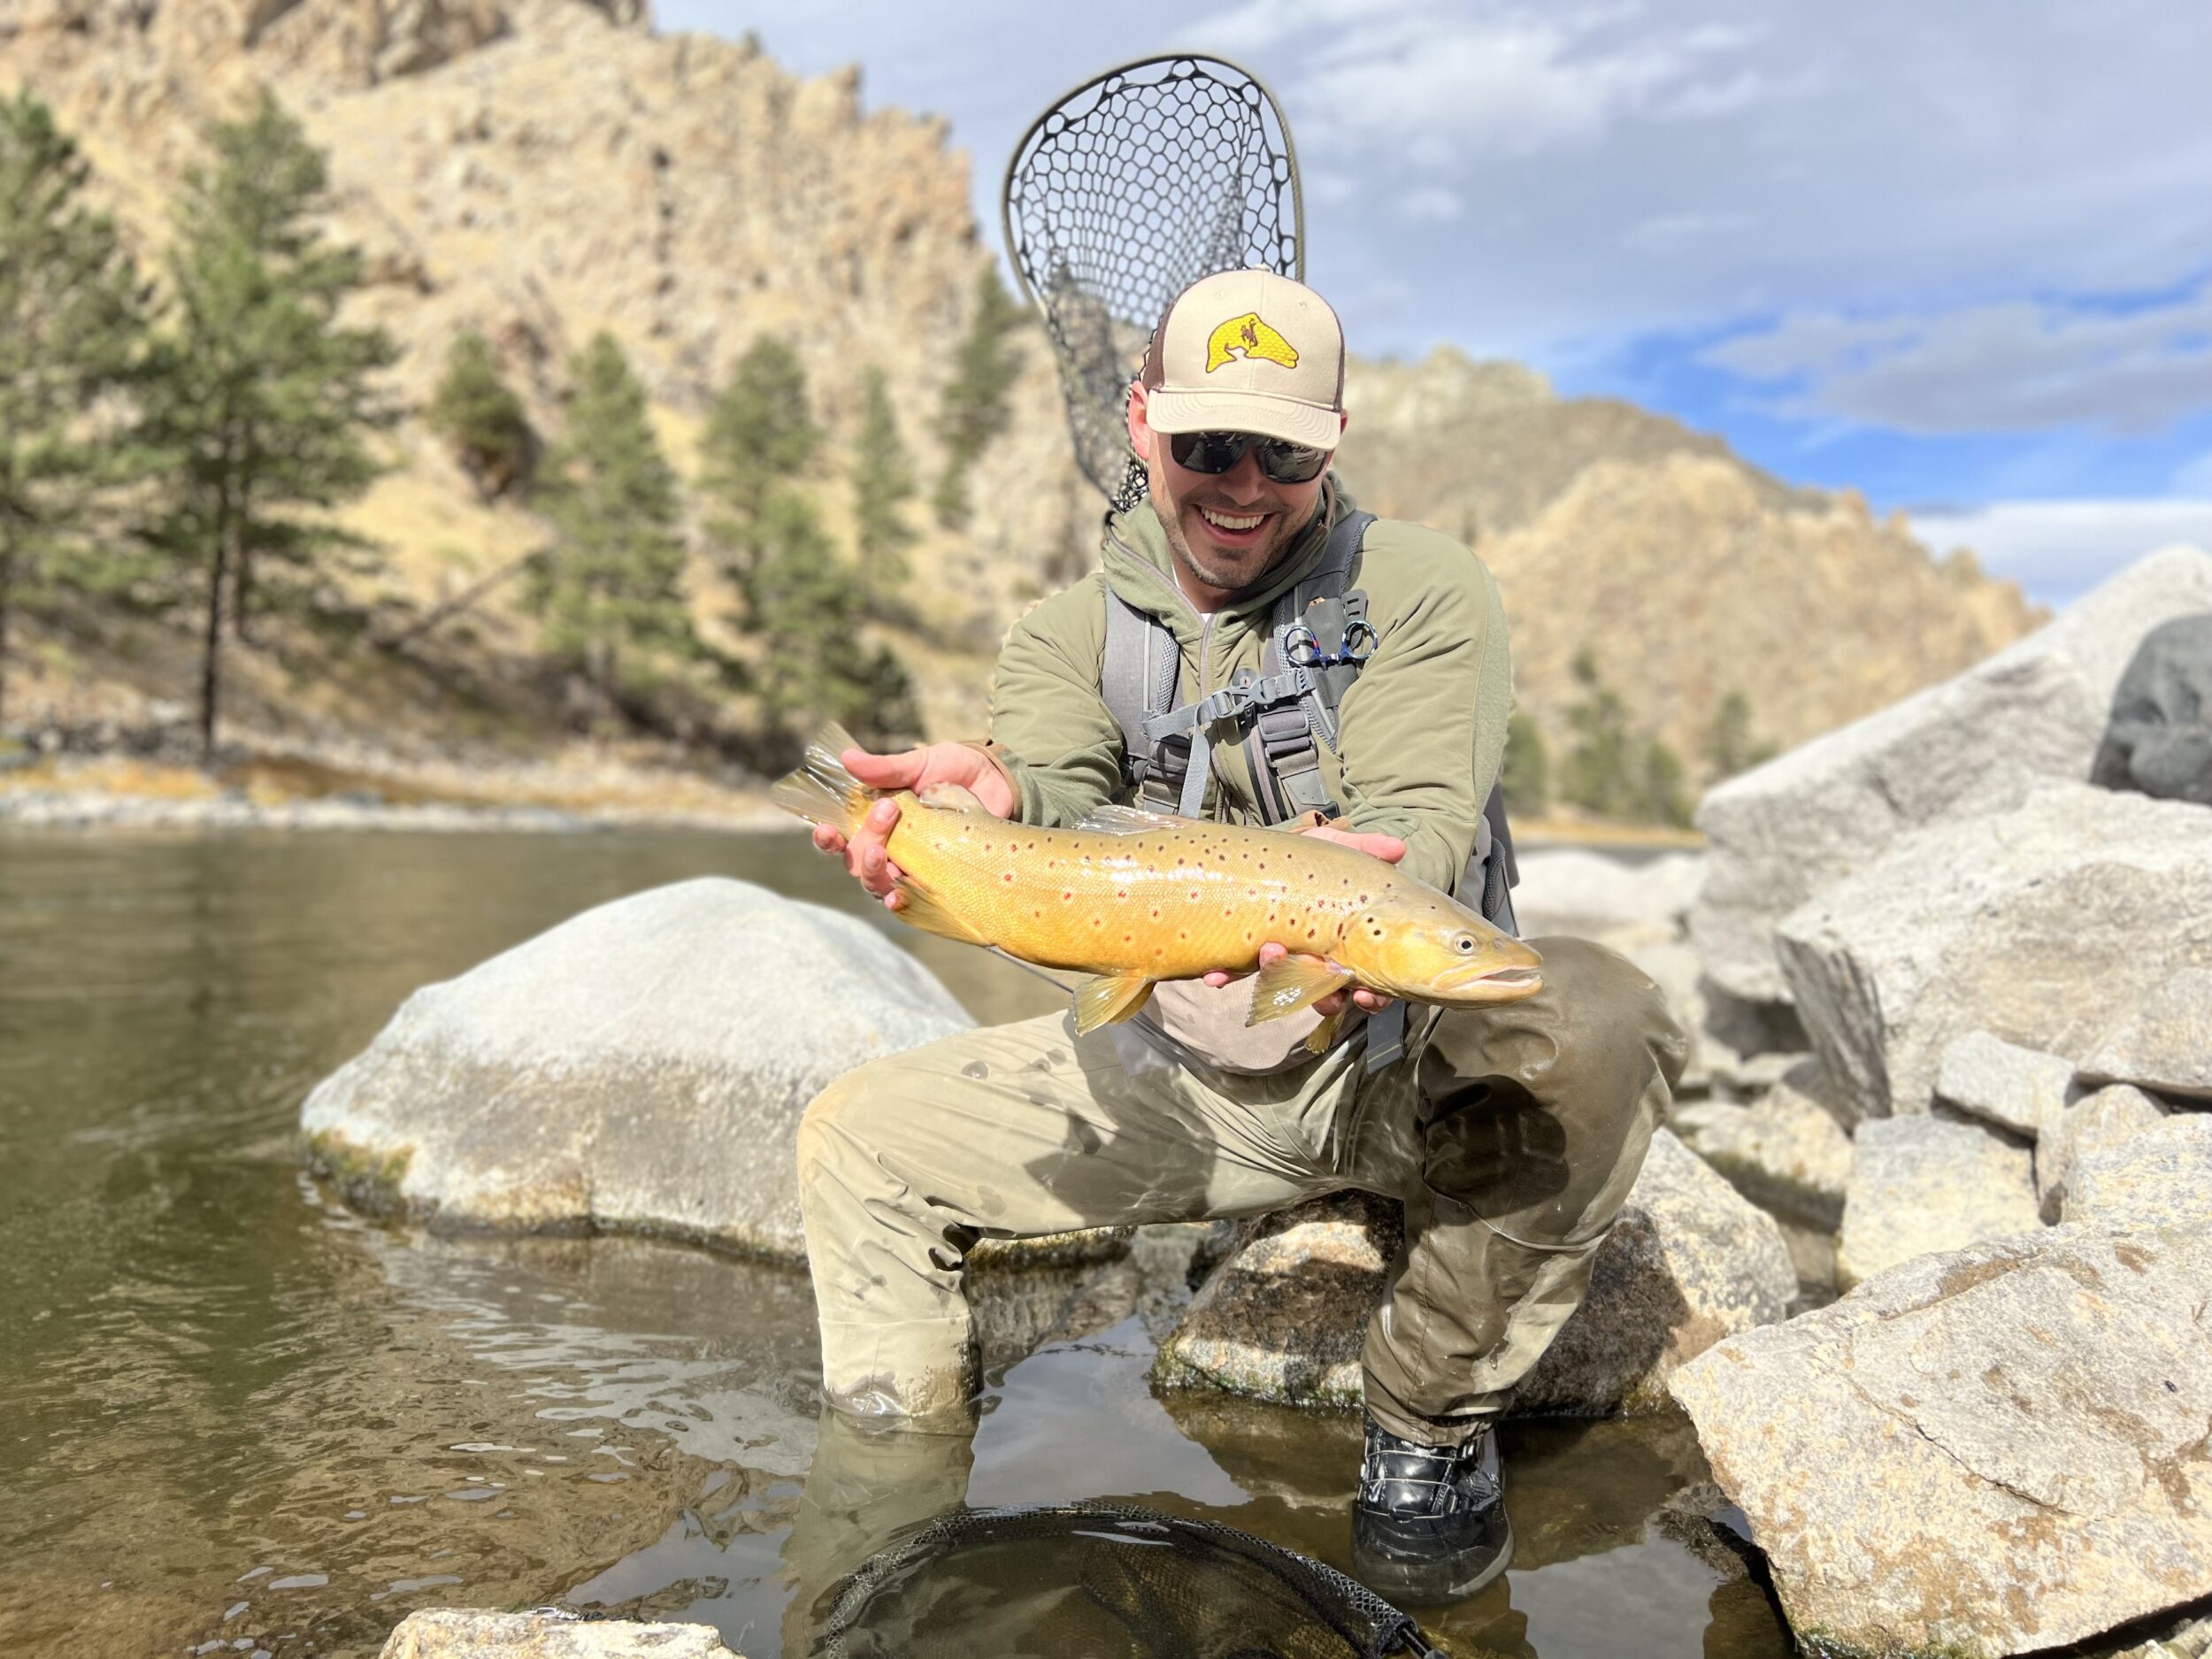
[1432,946,1545,1002]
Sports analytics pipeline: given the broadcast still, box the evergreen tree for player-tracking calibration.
[933,265,1024,527]
[1702,688,1778,781]
[850,365,916,605]
[136,88,396,762]
[0,91,156,728]
[426,329,531,502]
[745,487,916,764]
[526,331,697,713]
[699,335,819,570]
[1558,649,1639,819]
[1501,709,1548,814]
[1640,736,1694,828]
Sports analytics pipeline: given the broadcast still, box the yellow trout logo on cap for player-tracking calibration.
[1205,312,1300,373]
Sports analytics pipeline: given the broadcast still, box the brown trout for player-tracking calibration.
[773,726,1542,1046]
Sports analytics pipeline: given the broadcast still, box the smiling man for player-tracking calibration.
[796,269,1685,1602]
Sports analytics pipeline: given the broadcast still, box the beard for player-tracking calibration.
[1156,486,1311,597]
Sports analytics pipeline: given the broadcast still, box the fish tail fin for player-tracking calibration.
[770,720,876,836]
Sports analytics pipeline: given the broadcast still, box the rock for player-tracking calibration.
[1778,783,2212,1121]
[1694,546,2212,1002]
[1668,1079,1851,1228]
[1513,1129,1797,1414]
[1671,1225,2212,1659]
[1933,1030,2075,1138]
[2062,1110,2210,1230]
[1509,848,1704,939]
[1835,1117,2039,1291]
[379,1609,741,1657]
[1156,1133,1794,1416]
[2036,1084,2168,1223]
[2078,969,2212,1101]
[2093,612,2212,804]
[2111,1611,2212,1659]
[300,879,981,1262]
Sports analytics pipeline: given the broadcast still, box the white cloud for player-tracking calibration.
[1704,282,2212,434]
[1908,499,2212,604]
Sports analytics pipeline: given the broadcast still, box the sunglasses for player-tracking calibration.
[1167,429,1333,485]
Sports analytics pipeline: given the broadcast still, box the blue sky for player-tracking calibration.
[658,0,2212,602]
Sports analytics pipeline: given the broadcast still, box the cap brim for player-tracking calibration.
[1145,388,1343,450]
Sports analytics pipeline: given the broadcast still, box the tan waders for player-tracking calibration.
[795,935,1686,1445]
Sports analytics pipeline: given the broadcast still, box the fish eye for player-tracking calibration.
[1455,934,1475,953]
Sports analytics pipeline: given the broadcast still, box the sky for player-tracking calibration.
[659,0,2212,603]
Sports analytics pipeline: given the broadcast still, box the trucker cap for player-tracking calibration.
[1140,269,1347,450]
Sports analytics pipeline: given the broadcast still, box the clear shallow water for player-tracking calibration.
[0,827,1792,1657]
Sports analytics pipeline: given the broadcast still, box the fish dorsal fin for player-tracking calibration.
[1074,803,1193,836]
[917,781,988,813]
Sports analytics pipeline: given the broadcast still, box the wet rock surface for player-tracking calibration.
[1672,1224,2212,1659]
[1776,782,2212,1122]
[298,879,990,1263]
[1835,1116,2039,1291]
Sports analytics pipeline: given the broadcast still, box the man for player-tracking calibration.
[800,268,1684,1601]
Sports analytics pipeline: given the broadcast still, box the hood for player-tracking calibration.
[1099,480,1357,649]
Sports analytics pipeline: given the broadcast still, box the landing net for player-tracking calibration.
[1001,55,1304,510]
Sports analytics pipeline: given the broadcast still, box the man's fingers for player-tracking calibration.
[842,745,927,789]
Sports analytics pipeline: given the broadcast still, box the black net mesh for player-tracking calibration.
[814,1503,1440,1659]
[1002,56,1303,509]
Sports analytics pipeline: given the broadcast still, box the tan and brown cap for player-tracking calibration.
[1140,268,1347,450]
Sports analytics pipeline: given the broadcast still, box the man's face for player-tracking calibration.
[1126,382,1343,603]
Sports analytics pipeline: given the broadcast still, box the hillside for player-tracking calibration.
[0,0,2040,798]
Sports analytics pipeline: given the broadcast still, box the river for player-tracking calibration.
[0,826,1790,1657]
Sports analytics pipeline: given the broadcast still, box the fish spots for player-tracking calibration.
[1063,889,1074,902]
[1116,888,1130,902]
[1091,917,1103,927]
[1187,888,1201,902]
[1150,906,1161,919]
[961,1060,990,1079]
[1002,871,1016,883]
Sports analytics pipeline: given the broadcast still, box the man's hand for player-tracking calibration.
[1201,823,1406,1015]
[810,741,1018,906]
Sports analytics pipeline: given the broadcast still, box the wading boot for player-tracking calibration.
[1350,1416,1513,1603]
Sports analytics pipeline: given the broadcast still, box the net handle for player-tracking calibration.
[997,50,1307,317]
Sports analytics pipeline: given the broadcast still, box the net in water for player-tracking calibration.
[815,1503,1442,1659]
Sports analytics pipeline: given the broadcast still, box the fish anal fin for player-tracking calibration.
[1073,971,1156,1034]
[1073,803,1195,835]
[1247,956,1352,1025]
[888,876,989,946]
[917,781,987,813]
[1304,1009,1348,1055]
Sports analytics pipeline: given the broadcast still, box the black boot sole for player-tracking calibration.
[1351,1512,1515,1604]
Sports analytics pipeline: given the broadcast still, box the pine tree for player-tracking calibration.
[1502,709,1548,813]
[699,335,819,571]
[0,91,156,728]
[526,331,696,714]
[136,88,396,762]
[1702,688,1777,781]
[1640,737,1694,828]
[426,330,532,501]
[744,487,916,764]
[850,366,916,606]
[933,265,1025,527]
[1558,649,1639,819]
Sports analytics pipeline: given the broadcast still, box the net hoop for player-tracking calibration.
[1001,54,1305,507]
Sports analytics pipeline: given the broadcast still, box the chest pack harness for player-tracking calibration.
[1099,509,1520,1072]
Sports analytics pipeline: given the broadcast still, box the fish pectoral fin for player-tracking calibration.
[1072,803,1197,835]
[888,874,989,946]
[1072,971,1156,1034]
[1246,956,1353,1025]
[917,781,987,813]
[1303,1009,1348,1055]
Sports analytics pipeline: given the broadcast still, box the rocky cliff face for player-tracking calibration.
[0,0,2039,772]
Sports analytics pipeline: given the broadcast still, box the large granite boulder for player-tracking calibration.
[1835,1117,2039,1291]
[2093,611,2212,804]
[2063,1111,2212,1230]
[1156,1131,1794,1416]
[1777,783,2212,1121]
[1671,1224,2212,1659]
[301,879,976,1262]
[2035,1083,2168,1223]
[1694,546,2212,1003]
[1668,1079,1852,1229]
[1509,848,1704,939]
[2078,968,2212,1101]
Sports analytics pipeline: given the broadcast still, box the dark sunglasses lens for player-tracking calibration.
[1170,431,1330,484]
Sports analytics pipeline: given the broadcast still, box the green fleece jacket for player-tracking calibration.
[987,487,1512,897]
